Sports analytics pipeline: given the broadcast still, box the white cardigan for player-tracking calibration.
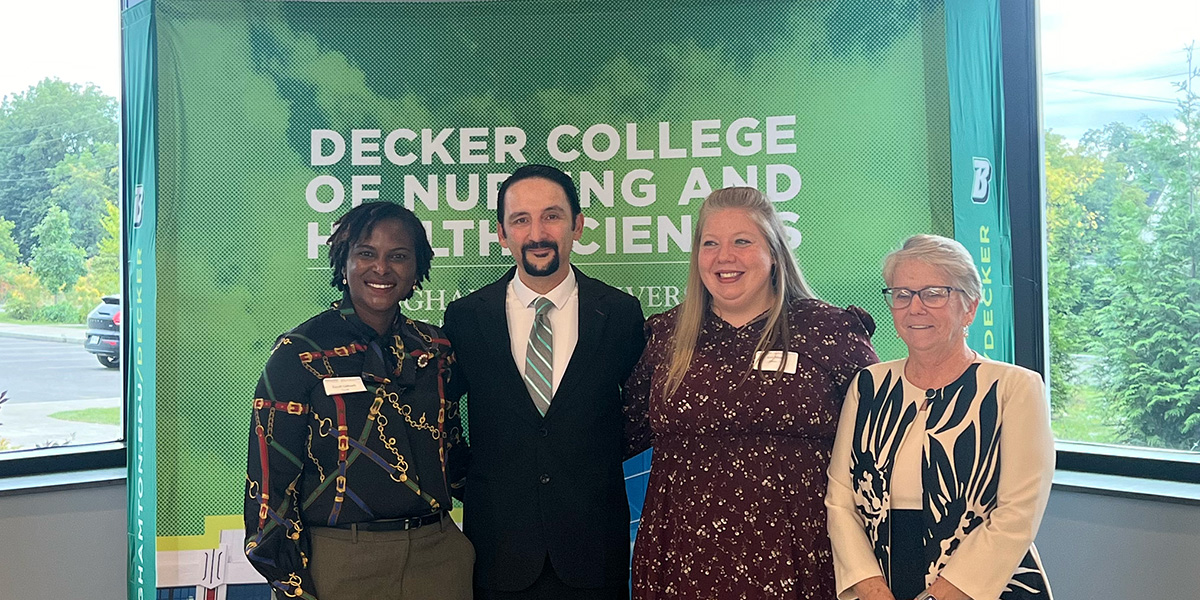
[825,358,1055,600]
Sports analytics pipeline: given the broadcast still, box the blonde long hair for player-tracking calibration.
[662,187,818,399]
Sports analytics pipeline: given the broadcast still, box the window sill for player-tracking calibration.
[0,466,125,498]
[1054,440,1200,485]
[0,441,126,492]
[1052,470,1200,507]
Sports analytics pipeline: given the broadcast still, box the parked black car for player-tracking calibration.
[85,295,121,368]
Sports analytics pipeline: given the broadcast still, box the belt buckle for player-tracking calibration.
[409,511,439,530]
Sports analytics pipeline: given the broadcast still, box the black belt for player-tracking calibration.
[336,510,447,532]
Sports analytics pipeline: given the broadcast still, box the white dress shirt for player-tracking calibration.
[506,269,579,401]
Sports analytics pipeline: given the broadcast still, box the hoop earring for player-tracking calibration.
[342,277,347,285]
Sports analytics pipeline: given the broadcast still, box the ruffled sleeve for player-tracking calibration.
[623,311,673,459]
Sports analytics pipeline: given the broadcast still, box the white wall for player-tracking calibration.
[0,481,126,599]
[1036,487,1200,599]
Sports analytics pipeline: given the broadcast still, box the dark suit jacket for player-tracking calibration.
[443,265,646,592]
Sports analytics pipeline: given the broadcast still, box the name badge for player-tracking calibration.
[323,376,367,395]
[753,350,798,374]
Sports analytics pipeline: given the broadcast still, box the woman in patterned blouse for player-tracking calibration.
[625,187,878,598]
[243,202,472,600]
[826,234,1054,600]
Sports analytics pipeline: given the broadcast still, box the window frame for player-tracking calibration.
[1001,0,1200,487]
[0,443,126,479]
[0,0,129,484]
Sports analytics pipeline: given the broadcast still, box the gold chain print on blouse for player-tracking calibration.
[246,304,463,600]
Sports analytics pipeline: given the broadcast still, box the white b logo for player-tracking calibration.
[133,184,145,227]
[971,157,992,204]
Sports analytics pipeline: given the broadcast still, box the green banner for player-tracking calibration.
[945,0,1014,362]
[122,1,159,598]
[123,1,1006,595]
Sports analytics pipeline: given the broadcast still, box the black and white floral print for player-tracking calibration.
[828,359,1055,600]
[848,369,917,584]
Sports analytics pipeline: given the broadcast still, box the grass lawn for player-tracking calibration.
[48,407,121,425]
[1051,384,1122,444]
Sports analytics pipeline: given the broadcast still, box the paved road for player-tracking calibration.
[0,337,122,405]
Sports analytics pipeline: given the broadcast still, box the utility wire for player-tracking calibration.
[0,163,117,184]
[0,112,117,136]
[0,125,118,153]
[1043,82,1178,105]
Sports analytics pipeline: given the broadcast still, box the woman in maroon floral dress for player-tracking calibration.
[625,187,878,599]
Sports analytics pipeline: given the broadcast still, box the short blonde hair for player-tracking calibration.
[882,234,982,303]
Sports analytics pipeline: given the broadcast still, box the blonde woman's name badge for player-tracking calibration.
[323,376,367,395]
[753,351,798,374]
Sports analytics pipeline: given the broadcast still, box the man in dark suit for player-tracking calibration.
[443,164,645,600]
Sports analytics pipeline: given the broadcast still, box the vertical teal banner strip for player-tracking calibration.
[123,2,158,599]
[944,0,1013,362]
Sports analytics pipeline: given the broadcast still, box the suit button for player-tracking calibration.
[539,474,551,485]
[539,427,548,438]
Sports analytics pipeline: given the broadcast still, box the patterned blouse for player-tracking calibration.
[624,298,878,599]
[826,358,1054,600]
[243,296,466,600]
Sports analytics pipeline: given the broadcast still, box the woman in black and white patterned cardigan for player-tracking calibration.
[826,234,1054,600]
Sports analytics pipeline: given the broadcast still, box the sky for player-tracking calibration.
[1,1,122,100]
[1040,0,1200,141]
[0,1,1197,143]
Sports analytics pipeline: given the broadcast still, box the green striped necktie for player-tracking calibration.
[524,296,554,415]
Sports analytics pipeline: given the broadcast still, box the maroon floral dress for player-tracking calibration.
[625,298,877,599]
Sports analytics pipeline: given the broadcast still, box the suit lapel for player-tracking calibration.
[475,269,546,424]
[546,268,608,418]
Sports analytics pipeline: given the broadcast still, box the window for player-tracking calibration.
[225,584,274,600]
[156,587,197,600]
[1008,0,1200,482]
[0,1,124,474]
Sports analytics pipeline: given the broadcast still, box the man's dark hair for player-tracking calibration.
[328,201,432,300]
[495,164,581,227]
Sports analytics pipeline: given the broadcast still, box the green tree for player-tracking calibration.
[1044,132,1102,411]
[1095,46,1200,449]
[30,205,85,293]
[0,217,17,261]
[66,200,120,322]
[47,145,118,255]
[77,200,120,297]
[0,217,21,298]
[0,78,118,259]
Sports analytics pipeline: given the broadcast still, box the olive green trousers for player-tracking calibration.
[298,514,474,600]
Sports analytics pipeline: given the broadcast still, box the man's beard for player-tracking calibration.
[521,241,561,277]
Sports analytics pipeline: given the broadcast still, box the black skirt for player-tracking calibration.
[890,509,926,600]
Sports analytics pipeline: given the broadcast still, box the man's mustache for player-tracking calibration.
[522,241,558,253]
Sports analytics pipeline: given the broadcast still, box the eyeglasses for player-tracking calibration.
[881,286,962,309]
